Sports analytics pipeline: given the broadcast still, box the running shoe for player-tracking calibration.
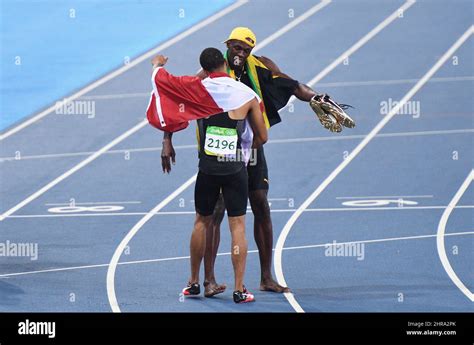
[233,286,255,303]
[182,282,200,296]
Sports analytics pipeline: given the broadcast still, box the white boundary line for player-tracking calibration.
[0,0,249,141]
[0,1,253,221]
[274,24,474,313]
[336,195,433,199]
[4,205,474,219]
[106,174,197,312]
[255,0,331,51]
[436,170,474,302]
[315,75,474,88]
[105,1,333,312]
[280,0,417,111]
[44,201,141,206]
[0,121,148,221]
[1,128,472,162]
[61,75,474,101]
[1,230,471,279]
[0,0,332,218]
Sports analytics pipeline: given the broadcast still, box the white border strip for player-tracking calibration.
[0,1,249,221]
[151,67,166,127]
[274,24,474,313]
[280,0,417,110]
[1,231,471,279]
[1,128,472,162]
[255,0,331,51]
[0,0,249,141]
[106,174,197,312]
[436,170,474,302]
[4,205,474,219]
[105,0,333,313]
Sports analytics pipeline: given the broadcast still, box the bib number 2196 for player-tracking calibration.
[204,126,237,156]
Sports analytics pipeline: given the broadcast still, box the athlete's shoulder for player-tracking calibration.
[255,55,281,73]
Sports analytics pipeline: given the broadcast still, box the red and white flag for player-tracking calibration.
[146,67,260,132]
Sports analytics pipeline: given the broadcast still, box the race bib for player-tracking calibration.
[204,126,238,156]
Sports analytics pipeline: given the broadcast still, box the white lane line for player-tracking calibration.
[280,0,417,111]
[316,75,474,88]
[274,24,474,313]
[2,127,471,163]
[44,201,141,206]
[336,195,433,199]
[255,0,331,51]
[106,174,197,312]
[0,144,197,162]
[79,93,151,100]
[0,120,150,221]
[283,231,474,251]
[0,1,252,221]
[105,0,334,313]
[275,0,418,312]
[437,170,474,302]
[0,0,249,141]
[0,0,331,219]
[62,76,474,101]
[1,231,472,279]
[68,75,474,101]
[5,205,474,219]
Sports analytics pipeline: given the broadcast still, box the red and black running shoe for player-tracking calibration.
[182,282,200,296]
[233,286,255,303]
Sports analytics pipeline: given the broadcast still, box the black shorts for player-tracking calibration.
[247,145,269,191]
[195,167,248,217]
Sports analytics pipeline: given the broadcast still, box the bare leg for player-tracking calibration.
[249,189,290,292]
[204,194,226,297]
[188,214,211,284]
[228,215,247,292]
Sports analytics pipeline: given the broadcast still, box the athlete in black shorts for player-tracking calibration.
[163,28,319,296]
[181,48,267,303]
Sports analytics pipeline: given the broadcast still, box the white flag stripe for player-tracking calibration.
[201,76,260,111]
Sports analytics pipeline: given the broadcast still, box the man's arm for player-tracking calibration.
[161,132,175,174]
[150,55,178,173]
[246,99,268,148]
[257,55,316,102]
[160,68,208,173]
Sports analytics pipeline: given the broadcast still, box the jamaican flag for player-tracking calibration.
[225,53,298,128]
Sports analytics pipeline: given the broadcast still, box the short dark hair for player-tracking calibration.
[199,47,225,72]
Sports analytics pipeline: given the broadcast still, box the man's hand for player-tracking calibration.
[151,55,168,69]
[310,94,355,133]
[161,137,176,173]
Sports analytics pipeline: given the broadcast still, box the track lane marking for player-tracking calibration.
[436,170,474,302]
[1,231,471,279]
[105,0,334,312]
[274,24,474,312]
[0,0,251,221]
[0,0,249,141]
[4,205,474,219]
[1,128,472,162]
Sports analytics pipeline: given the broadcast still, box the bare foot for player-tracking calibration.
[204,281,226,297]
[260,279,290,293]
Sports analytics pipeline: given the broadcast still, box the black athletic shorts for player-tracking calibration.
[194,167,248,217]
[247,145,269,191]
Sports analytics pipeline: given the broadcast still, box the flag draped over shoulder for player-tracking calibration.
[146,67,260,133]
